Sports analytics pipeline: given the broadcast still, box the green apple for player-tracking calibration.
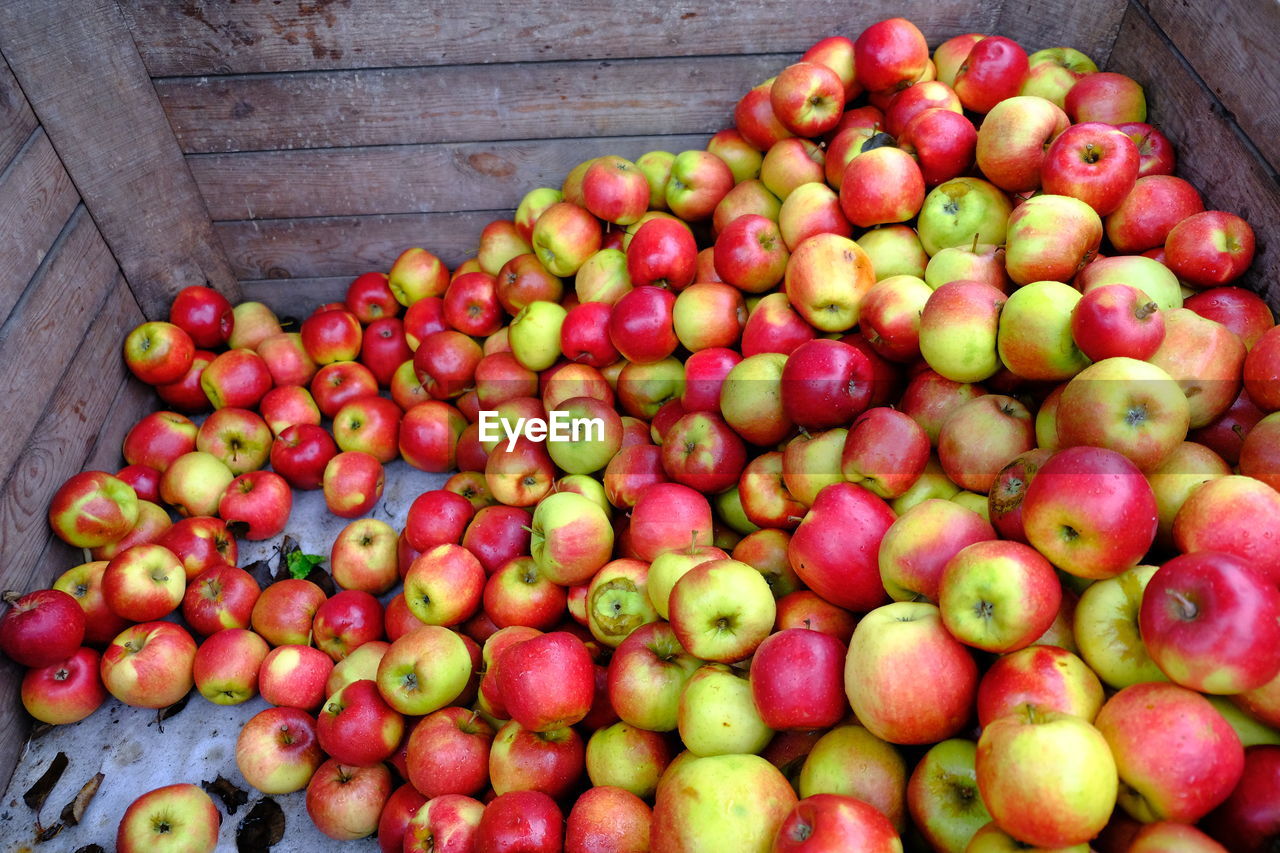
[668,558,776,663]
[508,300,567,371]
[916,177,1013,257]
[1004,194,1102,286]
[575,248,633,305]
[585,721,672,798]
[907,739,993,853]
[635,150,676,210]
[919,280,1008,383]
[1072,564,1168,689]
[997,280,1090,381]
[938,540,1062,653]
[586,558,659,648]
[1206,694,1280,747]
[1077,255,1183,311]
[647,544,727,619]
[529,490,613,586]
[545,396,623,474]
[890,457,962,515]
[712,486,760,536]
[374,625,472,715]
[857,224,929,280]
[924,242,1011,291]
[780,428,846,508]
[677,663,773,756]
[720,353,792,447]
[1020,47,1098,109]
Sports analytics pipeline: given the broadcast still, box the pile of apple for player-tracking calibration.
[4,13,1280,853]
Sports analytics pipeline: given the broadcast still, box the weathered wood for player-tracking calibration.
[242,276,355,317]
[0,130,80,322]
[0,0,240,319]
[120,0,996,77]
[1136,0,1280,173]
[191,134,710,221]
[0,53,37,171]
[997,0,1127,63]
[216,210,506,280]
[0,208,123,489]
[1108,3,1280,309]
[0,272,142,597]
[157,55,780,155]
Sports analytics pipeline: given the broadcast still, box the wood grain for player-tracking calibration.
[120,0,996,77]
[0,53,37,171]
[997,0,1127,63]
[156,55,780,155]
[0,130,80,322]
[1108,3,1280,309]
[0,208,123,488]
[216,210,506,280]
[242,276,355,317]
[0,0,240,318]
[190,134,710,220]
[1136,0,1280,173]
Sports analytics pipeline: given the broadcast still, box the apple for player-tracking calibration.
[474,790,564,853]
[937,394,1035,494]
[1005,194,1103,285]
[258,644,333,710]
[47,470,139,549]
[122,320,195,385]
[919,280,1007,384]
[332,395,402,464]
[193,626,268,704]
[225,300,281,350]
[327,639,389,697]
[607,621,700,732]
[565,786,651,853]
[838,146,925,228]
[122,410,197,473]
[986,448,1053,543]
[0,588,86,668]
[977,644,1104,727]
[976,708,1117,848]
[771,61,846,137]
[1071,283,1165,362]
[52,560,131,646]
[664,557,775,665]
[1095,681,1244,822]
[1173,475,1280,583]
[1165,209,1257,288]
[878,498,995,602]
[1055,357,1190,471]
[251,577,326,646]
[402,543,485,627]
[305,759,392,841]
[907,738,992,853]
[845,602,978,745]
[101,543,186,623]
[375,625,472,716]
[939,540,1061,653]
[584,721,672,798]
[652,753,797,852]
[773,794,902,853]
[1065,71,1147,123]
[760,138,825,202]
[1185,287,1275,350]
[388,247,449,305]
[99,620,197,708]
[1150,307,1246,428]
[749,627,847,731]
[842,407,930,499]
[116,784,220,853]
[666,148,735,221]
[258,331,320,388]
[854,16,929,94]
[974,95,1070,192]
[259,385,322,437]
[1140,550,1280,694]
[899,107,978,187]
[312,589,384,662]
[934,33,986,86]
[1129,822,1231,853]
[788,482,895,612]
[1020,47,1098,107]
[954,36,1029,114]
[1106,174,1204,253]
[796,724,906,830]
[21,646,107,724]
[322,450,384,518]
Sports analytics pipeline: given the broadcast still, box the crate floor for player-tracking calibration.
[1,461,450,851]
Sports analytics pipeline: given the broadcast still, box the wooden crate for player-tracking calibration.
[0,0,1276,794]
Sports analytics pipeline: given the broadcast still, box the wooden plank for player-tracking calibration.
[156,55,779,155]
[0,130,80,322]
[1107,4,1280,310]
[242,276,355,318]
[997,0,1127,62]
[0,52,37,170]
[0,272,142,597]
[191,133,710,220]
[1136,0,1280,173]
[120,0,995,77]
[0,0,241,318]
[0,208,123,487]
[216,210,504,280]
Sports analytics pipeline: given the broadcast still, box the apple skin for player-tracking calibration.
[907,738,992,853]
[747,627,847,733]
[1105,174,1204,253]
[1095,681,1244,823]
[938,540,1062,654]
[488,718,585,797]
[584,721,672,798]
[251,578,326,647]
[606,621,700,733]
[566,785,651,853]
[474,790,564,853]
[305,759,392,842]
[1173,475,1280,584]
[1065,71,1147,123]
[977,644,1104,727]
[845,602,978,745]
[783,233,877,333]
[1071,283,1166,362]
[1201,745,1280,852]
[1041,122,1141,216]
[0,588,87,668]
[180,562,259,636]
[100,620,197,709]
[976,708,1118,848]
[1139,550,1280,695]
[258,644,333,711]
[116,783,220,853]
[843,407,931,500]
[854,16,929,95]
[937,394,1035,495]
[496,630,594,732]
[234,705,324,795]
[21,646,107,725]
[48,470,139,549]
[919,280,1008,384]
[668,558,776,664]
[1185,286,1275,351]
[773,793,903,853]
[1004,194,1103,286]
[954,35,1029,114]
[122,320,196,386]
[651,752,797,853]
[1128,822,1229,853]
[102,543,187,623]
[975,95,1070,192]
[317,678,404,767]
[788,482,896,613]
[796,724,906,830]
[375,625,472,716]
[879,498,996,603]
[839,146,925,228]
[771,60,846,137]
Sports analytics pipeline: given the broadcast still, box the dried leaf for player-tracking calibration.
[156,691,192,731]
[245,557,274,588]
[237,797,285,851]
[23,752,68,811]
[59,772,103,826]
[73,846,106,853]
[34,822,63,842]
[202,775,248,816]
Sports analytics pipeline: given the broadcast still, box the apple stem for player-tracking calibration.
[1135,301,1159,320]
[970,232,980,253]
[1166,588,1199,620]
[1,590,21,606]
